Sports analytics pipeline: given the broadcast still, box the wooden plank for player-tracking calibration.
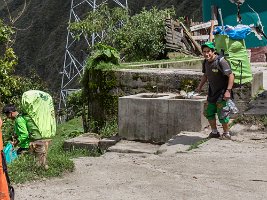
[165,37,182,43]
[166,30,183,36]
[165,19,180,26]
[209,5,217,41]
[165,26,180,31]
[165,33,183,39]
[165,32,183,39]
[166,43,183,49]
[190,20,218,32]
[192,35,209,41]
[165,40,184,47]
[165,36,181,41]
[180,22,202,55]
[165,40,183,46]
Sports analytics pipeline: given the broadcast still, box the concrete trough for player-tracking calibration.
[118,93,208,143]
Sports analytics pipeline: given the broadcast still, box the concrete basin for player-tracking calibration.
[118,93,208,143]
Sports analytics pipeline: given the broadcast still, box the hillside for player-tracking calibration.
[0,0,202,94]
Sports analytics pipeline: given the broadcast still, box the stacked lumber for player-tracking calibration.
[165,18,202,56]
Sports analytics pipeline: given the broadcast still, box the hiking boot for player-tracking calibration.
[221,132,231,140]
[208,132,220,138]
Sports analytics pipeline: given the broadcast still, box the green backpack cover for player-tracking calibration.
[214,34,253,85]
[21,90,56,139]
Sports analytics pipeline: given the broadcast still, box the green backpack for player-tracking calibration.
[21,90,56,140]
[214,34,253,85]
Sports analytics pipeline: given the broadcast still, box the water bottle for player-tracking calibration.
[220,104,230,119]
[227,99,239,114]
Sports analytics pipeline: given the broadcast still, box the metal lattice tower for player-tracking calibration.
[59,0,128,112]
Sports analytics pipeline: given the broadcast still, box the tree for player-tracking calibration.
[110,7,175,61]
[0,19,19,104]
[70,5,175,62]
[0,19,46,106]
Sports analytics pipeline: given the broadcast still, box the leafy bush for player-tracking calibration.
[80,44,120,133]
[110,7,175,61]
[99,118,118,138]
[0,19,47,107]
[66,90,84,118]
[86,43,120,69]
[0,19,14,44]
[70,6,175,62]
[70,4,129,42]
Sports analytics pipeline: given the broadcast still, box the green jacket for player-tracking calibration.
[14,115,30,148]
[14,114,42,148]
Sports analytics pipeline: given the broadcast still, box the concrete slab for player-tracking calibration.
[157,131,208,155]
[63,133,100,151]
[98,135,121,150]
[230,124,248,135]
[244,91,267,116]
[251,63,267,90]
[108,140,160,154]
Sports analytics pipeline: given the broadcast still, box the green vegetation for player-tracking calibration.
[230,114,267,128]
[186,138,209,151]
[111,7,175,61]
[70,5,175,62]
[8,118,101,184]
[78,44,120,133]
[0,19,46,107]
[1,19,47,144]
[180,78,199,93]
[121,57,201,67]
[98,118,118,138]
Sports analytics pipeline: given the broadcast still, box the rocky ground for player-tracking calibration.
[15,124,267,200]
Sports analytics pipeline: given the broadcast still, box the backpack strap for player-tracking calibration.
[238,60,243,86]
[203,55,228,75]
[215,55,224,73]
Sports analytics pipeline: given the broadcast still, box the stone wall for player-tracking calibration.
[115,68,263,113]
[250,47,267,62]
[116,68,203,95]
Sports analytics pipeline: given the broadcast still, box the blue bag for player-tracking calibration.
[3,142,18,164]
[213,25,251,40]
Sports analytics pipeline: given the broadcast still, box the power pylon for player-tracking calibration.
[59,0,128,113]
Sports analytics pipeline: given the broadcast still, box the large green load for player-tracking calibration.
[21,90,56,139]
[214,34,253,85]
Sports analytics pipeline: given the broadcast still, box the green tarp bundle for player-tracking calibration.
[21,90,56,139]
[214,34,253,84]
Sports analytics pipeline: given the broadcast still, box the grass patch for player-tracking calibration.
[230,114,267,128]
[120,56,201,67]
[8,117,101,184]
[98,118,118,138]
[186,138,209,151]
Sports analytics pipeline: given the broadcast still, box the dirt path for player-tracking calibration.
[15,128,267,200]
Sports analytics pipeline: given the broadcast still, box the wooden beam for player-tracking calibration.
[180,22,202,55]
[209,5,218,41]
[190,20,218,32]
[192,35,210,41]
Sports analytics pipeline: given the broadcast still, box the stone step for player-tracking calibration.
[108,140,160,154]
[157,131,208,155]
[64,133,120,151]
[244,90,267,116]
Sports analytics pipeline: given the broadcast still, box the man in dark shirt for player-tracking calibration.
[196,41,234,139]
